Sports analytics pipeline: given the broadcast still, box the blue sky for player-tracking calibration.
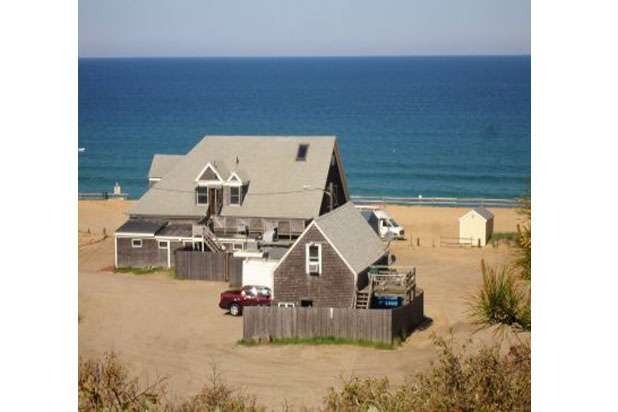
[79,0,530,57]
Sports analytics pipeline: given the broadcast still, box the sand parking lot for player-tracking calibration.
[78,200,525,408]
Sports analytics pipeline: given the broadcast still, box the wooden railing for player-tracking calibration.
[368,265,416,304]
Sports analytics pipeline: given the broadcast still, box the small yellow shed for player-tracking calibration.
[459,207,495,247]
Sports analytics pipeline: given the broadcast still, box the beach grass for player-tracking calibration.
[238,336,395,350]
[490,232,518,242]
[114,266,174,276]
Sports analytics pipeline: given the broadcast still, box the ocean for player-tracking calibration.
[78,56,530,200]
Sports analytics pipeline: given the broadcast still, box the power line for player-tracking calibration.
[149,185,327,197]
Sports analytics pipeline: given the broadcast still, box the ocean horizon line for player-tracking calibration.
[78,54,531,60]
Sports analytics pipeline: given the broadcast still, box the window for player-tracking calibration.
[196,187,208,205]
[158,240,169,249]
[230,186,241,205]
[258,287,272,297]
[233,243,243,251]
[296,144,309,161]
[305,243,322,275]
[242,286,258,297]
[131,239,143,248]
[277,302,295,308]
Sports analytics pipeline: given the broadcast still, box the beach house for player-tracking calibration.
[114,135,350,268]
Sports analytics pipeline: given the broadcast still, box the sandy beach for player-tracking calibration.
[78,199,527,408]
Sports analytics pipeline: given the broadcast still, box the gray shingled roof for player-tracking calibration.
[148,154,185,179]
[156,223,193,238]
[472,207,494,220]
[115,219,166,235]
[314,202,388,274]
[132,136,338,219]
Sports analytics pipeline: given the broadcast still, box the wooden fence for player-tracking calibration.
[439,237,476,248]
[174,249,243,282]
[78,192,128,200]
[243,290,424,345]
[351,195,518,208]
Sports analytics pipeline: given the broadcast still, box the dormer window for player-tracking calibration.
[296,144,309,161]
[230,186,241,206]
[196,186,208,205]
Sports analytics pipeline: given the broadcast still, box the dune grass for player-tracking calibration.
[469,260,530,331]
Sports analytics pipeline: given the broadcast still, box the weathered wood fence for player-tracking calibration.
[243,290,424,345]
[174,249,243,282]
[439,237,476,247]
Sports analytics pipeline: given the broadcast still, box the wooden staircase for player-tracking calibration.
[201,224,224,253]
[354,285,372,309]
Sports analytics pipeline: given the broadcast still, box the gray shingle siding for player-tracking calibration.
[274,226,356,308]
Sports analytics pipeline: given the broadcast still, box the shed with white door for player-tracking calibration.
[459,207,495,247]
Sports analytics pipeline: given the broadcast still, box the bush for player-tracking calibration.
[79,353,264,411]
[176,365,264,412]
[78,353,166,411]
[324,335,531,411]
[469,260,531,331]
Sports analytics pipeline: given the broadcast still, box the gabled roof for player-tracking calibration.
[148,154,185,179]
[460,207,495,221]
[131,136,341,219]
[313,202,387,274]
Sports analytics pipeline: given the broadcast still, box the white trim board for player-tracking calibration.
[115,233,157,238]
[194,162,224,183]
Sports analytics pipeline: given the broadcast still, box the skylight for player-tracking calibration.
[296,144,309,161]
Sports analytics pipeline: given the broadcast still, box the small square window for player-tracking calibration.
[158,240,169,249]
[230,186,241,205]
[296,144,309,161]
[131,239,143,248]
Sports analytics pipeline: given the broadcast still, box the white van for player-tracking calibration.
[358,206,406,240]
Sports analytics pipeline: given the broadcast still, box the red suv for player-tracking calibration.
[219,285,272,316]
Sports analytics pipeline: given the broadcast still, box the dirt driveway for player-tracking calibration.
[78,201,525,408]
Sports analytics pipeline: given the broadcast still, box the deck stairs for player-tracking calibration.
[192,223,225,253]
[202,224,224,252]
[354,284,372,309]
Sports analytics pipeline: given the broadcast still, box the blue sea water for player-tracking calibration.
[79,56,530,199]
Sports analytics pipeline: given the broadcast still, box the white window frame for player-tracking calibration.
[277,302,296,308]
[196,186,208,205]
[230,186,241,206]
[158,240,169,250]
[305,242,322,275]
[131,239,143,248]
